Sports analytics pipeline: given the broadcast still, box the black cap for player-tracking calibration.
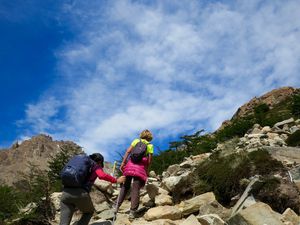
[89,153,104,167]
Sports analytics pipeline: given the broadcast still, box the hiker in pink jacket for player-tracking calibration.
[117,129,154,219]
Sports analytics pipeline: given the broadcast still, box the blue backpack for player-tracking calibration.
[61,154,93,188]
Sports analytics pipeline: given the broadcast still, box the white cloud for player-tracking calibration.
[20,0,300,160]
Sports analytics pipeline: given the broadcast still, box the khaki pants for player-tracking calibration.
[59,188,94,225]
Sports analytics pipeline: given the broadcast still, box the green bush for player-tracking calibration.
[248,149,284,175]
[286,130,300,147]
[0,185,21,221]
[151,149,189,175]
[194,152,250,204]
[292,94,300,117]
[215,118,254,141]
[193,150,284,205]
[150,130,217,175]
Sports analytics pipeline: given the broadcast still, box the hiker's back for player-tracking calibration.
[61,154,93,188]
[130,139,148,163]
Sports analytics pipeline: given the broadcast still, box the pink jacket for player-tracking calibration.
[123,157,148,182]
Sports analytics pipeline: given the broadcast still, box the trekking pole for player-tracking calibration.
[112,186,121,225]
[112,166,123,225]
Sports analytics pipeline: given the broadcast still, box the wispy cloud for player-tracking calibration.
[19,0,300,160]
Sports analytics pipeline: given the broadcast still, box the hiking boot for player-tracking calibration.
[129,210,138,220]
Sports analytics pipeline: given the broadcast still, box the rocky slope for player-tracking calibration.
[0,134,81,186]
[13,116,299,224]
[45,117,300,225]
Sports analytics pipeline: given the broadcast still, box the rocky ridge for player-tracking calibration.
[0,134,82,186]
[218,86,299,131]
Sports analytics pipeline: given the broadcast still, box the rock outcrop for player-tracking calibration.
[0,134,82,186]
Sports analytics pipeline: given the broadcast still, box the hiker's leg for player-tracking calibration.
[73,189,94,225]
[116,176,132,209]
[60,191,76,225]
[130,177,145,211]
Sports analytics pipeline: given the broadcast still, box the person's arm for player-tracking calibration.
[148,153,153,166]
[95,168,125,184]
[120,145,134,171]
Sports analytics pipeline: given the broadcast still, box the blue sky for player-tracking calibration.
[1,0,300,161]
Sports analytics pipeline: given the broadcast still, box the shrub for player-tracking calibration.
[0,185,21,221]
[286,130,300,147]
[292,94,300,117]
[254,103,270,124]
[194,152,250,204]
[248,149,284,175]
[215,118,254,141]
[193,150,284,206]
[151,149,189,175]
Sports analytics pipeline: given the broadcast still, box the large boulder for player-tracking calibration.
[179,192,216,216]
[155,194,173,206]
[228,202,283,225]
[181,214,201,225]
[161,171,194,202]
[131,218,181,225]
[281,208,299,225]
[197,214,226,225]
[144,206,182,221]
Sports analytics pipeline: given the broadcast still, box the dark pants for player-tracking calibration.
[59,188,94,225]
[116,176,145,211]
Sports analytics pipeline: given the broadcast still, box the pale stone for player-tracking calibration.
[146,183,159,200]
[180,192,216,216]
[267,132,279,139]
[261,126,272,134]
[199,200,230,220]
[290,126,300,134]
[111,213,131,225]
[280,134,289,141]
[250,128,262,134]
[166,164,181,176]
[131,218,180,225]
[228,202,283,225]
[94,178,113,194]
[144,206,182,221]
[180,214,201,225]
[180,158,194,168]
[155,194,173,206]
[19,202,37,215]
[274,118,294,127]
[149,170,157,178]
[253,124,261,129]
[94,201,110,213]
[248,133,267,138]
[161,171,193,193]
[118,200,131,213]
[50,192,62,211]
[142,194,156,207]
[158,187,170,195]
[281,208,299,225]
[197,214,226,225]
[96,209,115,220]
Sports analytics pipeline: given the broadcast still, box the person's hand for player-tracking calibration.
[117,176,126,184]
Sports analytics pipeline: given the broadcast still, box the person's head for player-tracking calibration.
[140,129,153,142]
[89,153,104,167]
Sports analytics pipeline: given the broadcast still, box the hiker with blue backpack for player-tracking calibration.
[116,129,154,219]
[59,153,125,225]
